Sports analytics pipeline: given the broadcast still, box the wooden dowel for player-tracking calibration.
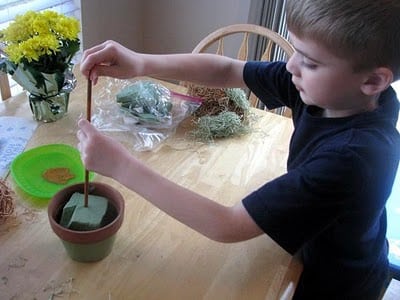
[87,79,92,122]
[84,79,92,207]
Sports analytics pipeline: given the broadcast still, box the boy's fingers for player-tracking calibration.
[80,41,110,64]
[78,119,95,134]
[81,45,113,80]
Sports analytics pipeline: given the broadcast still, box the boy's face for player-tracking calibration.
[286,32,376,117]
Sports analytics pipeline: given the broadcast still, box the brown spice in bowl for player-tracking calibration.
[43,167,75,184]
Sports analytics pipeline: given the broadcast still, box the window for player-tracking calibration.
[0,0,81,98]
[0,0,80,29]
[248,0,288,62]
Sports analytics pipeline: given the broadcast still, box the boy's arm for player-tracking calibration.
[77,119,263,242]
[142,53,246,88]
[80,40,246,88]
[122,155,263,242]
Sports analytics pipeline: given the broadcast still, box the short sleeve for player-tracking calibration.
[243,61,299,110]
[242,149,365,254]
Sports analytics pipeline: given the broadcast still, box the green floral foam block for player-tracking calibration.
[60,192,108,231]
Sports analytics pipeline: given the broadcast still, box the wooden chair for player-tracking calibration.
[0,72,11,100]
[191,23,294,117]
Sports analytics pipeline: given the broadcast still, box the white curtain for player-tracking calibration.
[248,0,288,61]
[248,0,289,111]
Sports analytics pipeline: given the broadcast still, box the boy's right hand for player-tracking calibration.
[77,119,132,180]
[80,40,144,85]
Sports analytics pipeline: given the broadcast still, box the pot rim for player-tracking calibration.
[48,182,124,244]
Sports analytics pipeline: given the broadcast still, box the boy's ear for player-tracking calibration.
[360,67,393,96]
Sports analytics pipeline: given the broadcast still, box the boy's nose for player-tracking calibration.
[286,53,300,77]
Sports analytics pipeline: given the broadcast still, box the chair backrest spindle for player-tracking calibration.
[216,39,224,56]
[237,32,249,61]
[190,24,294,117]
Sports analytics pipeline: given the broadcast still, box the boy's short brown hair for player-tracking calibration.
[285,0,400,80]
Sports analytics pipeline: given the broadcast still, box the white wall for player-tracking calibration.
[81,0,251,54]
[81,0,144,51]
[142,0,251,53]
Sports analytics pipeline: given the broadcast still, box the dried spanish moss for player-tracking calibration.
[187,85,248,119]
[190,111,250,142]
[225,88,250,110]
[187,84,251,141]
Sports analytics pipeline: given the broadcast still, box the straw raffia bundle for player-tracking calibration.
[187,85,244,118]
[0,179,15,223]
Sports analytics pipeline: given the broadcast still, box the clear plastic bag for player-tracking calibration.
[116,80,173,126]
[91,79,202,151]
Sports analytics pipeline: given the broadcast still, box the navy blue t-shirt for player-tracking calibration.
[242,61,400,299]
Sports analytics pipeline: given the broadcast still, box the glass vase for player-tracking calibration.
[28,92,70,122]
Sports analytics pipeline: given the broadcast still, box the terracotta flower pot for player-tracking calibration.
[48,182,124,262]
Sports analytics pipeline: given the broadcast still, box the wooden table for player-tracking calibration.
[0,74,301,299]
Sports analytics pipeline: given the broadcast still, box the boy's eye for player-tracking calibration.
[301,58,317,69]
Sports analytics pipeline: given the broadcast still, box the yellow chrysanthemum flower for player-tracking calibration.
[0,9,80,117]
[0,10,80,65]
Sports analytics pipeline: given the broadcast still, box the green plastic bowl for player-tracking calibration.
[11,144,94,199]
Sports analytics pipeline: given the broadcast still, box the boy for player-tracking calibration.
[77,0,400,298]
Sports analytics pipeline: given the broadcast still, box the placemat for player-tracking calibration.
[0,116,37,178]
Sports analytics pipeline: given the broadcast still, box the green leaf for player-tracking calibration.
[24,64,47,92]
